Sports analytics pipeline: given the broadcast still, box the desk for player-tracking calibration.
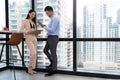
[0,30,42,34]
[0,30,21,34]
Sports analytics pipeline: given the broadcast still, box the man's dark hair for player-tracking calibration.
[44,6,53,12]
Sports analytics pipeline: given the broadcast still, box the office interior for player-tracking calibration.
[0,0,120,80]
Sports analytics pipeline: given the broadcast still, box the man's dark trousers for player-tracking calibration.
[44,35,59,70]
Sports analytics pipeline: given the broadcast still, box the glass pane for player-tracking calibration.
[0,0,6,68]
[0,0,6,38]
[9,0,31,66]
[77,41,120,75]
[77,0,120,38]
[57,41,73,71]
[35,0,73,38]
[9,0,31,31]
[24,41,73,71]
[0,0,5,30]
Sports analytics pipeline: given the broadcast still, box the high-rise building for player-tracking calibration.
[117,9,120,24]
[82,6,94,63]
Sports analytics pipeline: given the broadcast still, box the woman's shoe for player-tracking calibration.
[27,67,34,75]
[28,70,34,75]
[32,70,37,74]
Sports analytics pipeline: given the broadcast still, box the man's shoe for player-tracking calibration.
[45,69,56,76]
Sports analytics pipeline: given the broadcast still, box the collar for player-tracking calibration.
[50,14,54,19]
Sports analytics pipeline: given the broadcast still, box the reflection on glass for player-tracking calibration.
[77,42,120,74]
[35,0,73,38]
[77,0,120,38]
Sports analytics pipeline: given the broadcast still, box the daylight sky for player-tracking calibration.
[77,0,120,26]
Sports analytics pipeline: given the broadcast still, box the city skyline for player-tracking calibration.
[77,3,120,38]
[76,3,120,71]
[77,0,120,26]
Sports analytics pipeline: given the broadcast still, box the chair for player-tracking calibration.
[0,32,25,80]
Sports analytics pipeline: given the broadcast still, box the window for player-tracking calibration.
[77,0,120,38]
[77,0,120,75]
[8,0,31,66]
[0,0,6,68]
[77,41,120,74]
[9,0,31,31]
[0,0,6,38]
[0,0,120,77]
[34,0,73,71]
[35,0,73,38]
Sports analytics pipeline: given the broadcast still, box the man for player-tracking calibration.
[38,6,60,76]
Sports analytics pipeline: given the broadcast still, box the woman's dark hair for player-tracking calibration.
[26,9,36,24]
[44,6,53,12]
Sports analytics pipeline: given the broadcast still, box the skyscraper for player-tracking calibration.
[117,9,120,24]
[82,6,94,63]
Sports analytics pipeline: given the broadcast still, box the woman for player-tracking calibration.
[19,9,38,75]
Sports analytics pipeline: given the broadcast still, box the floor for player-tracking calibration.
[0,70,119,80]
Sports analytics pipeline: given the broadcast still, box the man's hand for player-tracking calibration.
[37,21,46,27]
